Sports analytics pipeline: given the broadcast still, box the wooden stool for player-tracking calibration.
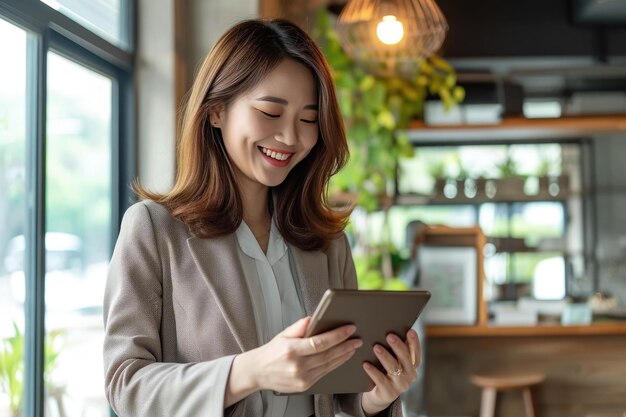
[470,371,546,417]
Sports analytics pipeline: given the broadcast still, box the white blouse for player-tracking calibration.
[232,218,315,417]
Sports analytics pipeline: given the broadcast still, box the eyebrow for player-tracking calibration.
[256,96,318,111]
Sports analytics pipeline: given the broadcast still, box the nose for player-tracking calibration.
[275,119,298,146]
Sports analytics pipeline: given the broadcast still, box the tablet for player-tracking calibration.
[298,288,431,395]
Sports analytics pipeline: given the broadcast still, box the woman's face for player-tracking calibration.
[214,58,319,190]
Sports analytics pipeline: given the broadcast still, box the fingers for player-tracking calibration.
[302,324,357,356]
[384,332,418,377]
[306,348,357,387]
[280,316,311,338]
[373,342,403,377]
[308,337,362,371]
[406,329,421,368]
[363,361,391,388]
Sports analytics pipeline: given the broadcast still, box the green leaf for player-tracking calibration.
[453,85,466,102]
[416,75,429,86]
[336,72,356,89]
[368,81,386,112]
[430,55,454,73]
[359,74,376,91]
[350,124,369,143]
[377,110,396,130]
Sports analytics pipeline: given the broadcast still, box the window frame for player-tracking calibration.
[0,0,135,415]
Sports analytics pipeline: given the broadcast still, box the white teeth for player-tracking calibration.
[261,147,291,161]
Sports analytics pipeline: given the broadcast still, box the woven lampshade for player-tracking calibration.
[337,0,448,68]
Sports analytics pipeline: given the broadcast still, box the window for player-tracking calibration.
[0,1,134,415]
[40,0,130,49]
[43,52,113,415]
[0,17,28,417]
[391,142,587,303]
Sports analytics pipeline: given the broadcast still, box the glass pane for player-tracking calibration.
[512,252,566,298]
[398,145,509,195]
[0,18,28,417]
[385,205,477,250]
[40,0,126,49]
[510,202,565,246]
[45,52,111,416]
[508,144,562,177]
[479,203,511,237]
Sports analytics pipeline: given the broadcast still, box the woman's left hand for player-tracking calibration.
[360,329,421,416]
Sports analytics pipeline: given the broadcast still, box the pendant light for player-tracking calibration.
[337,0,448,74]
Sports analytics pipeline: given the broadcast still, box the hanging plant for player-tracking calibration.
[313,7,464,212]
[313,7,464,289]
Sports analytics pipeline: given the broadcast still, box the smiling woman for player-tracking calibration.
[104,18,419,417]
[212,59,320,191]
[134,19,349,251]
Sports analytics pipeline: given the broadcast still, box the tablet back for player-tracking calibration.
[301,289,431,395]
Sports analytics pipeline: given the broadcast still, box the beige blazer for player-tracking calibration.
[103,201,402,417]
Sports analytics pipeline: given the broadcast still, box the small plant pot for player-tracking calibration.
[492,177,526,200]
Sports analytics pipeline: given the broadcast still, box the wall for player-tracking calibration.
[180,0,259,95]
[136,0,177,193]
[592,134,626,305]
[135,0,259,194]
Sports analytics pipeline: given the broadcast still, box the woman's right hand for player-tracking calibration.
[225,317,362,405]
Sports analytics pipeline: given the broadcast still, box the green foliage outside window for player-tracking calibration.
[0,324,62,416]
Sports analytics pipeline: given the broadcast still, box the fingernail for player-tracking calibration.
[345,325,356,335]
[352,339,363,348]
[374,345,384,354]
[363,362,372,370]
[387,334,398,344]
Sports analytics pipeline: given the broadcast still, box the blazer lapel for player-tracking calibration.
[289,245,331,316]
[187,234,257,353]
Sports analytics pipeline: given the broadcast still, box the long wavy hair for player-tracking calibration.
[135,19,351,251]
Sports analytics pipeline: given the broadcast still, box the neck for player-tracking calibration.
[239,181,271,253]
[238,177,271,230]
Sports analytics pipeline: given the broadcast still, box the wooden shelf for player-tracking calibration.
[426,322,626,337]
[407,115,626,143]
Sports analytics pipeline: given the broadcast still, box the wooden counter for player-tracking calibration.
[423,329,626,417]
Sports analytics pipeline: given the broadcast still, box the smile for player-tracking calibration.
[259,146,294,162]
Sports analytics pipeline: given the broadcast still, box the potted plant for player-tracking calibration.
[493,155,526,200]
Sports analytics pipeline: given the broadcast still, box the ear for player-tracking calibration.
[209,107,225,128]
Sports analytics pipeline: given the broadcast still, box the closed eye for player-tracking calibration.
[258,109,280,118]
[301,119,317,124]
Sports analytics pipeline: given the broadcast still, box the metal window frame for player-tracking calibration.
[0,0,135,416]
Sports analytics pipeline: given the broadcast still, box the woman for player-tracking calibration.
[103,18,420,417]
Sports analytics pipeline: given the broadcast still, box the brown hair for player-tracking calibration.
[135,19,351,251]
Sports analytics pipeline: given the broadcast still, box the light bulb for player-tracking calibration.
[376,15,404,45]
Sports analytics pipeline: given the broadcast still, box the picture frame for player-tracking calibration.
[417,245,478,325]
